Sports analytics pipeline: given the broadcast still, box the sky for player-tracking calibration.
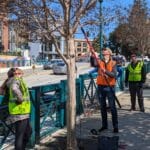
[103,0,133,36]
[104,0,150,36]
[103,0,133,7]
[76,0,150,39]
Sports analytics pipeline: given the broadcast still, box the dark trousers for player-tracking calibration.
[129,82,144,111]
[98,86,118,129]
[14,118,32,150]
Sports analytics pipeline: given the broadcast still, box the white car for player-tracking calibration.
[43,59,63,70]
[112,55,126,66]
[53,62,67,74]
[143,56,149,62]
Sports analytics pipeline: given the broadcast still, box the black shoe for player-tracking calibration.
[98,127,107,132]
[113,128,119,133]
[140,109,145,112]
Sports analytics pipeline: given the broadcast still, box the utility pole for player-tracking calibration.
[99,0,103,59]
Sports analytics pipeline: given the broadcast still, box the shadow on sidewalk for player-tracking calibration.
[36,90,150,150]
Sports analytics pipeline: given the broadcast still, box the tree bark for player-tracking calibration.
[66,37,78,150]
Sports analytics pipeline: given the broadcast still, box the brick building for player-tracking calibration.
[0,3,8,52]
[74,38,92,56]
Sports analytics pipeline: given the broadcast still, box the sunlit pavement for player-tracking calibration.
[35,74,150,150]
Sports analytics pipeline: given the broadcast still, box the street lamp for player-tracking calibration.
[99,0,103,59]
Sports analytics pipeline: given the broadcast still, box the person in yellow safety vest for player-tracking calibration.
[125,53,146,112]
[5,68,32,150]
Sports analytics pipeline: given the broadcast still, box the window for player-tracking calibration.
[77,42,81,47]
[49,43,52,51]
[77,48,81,52]
[56,36,61,49]
[83,42,87,47]
[83,48,87,52]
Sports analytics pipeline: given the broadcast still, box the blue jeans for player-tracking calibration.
[98,85,118,129]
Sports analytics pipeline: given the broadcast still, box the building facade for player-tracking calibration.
[29,36,66,61]
[74,38,92,57]
[0,8,92,61]
[0,12,8,52]
[29,37,92,61]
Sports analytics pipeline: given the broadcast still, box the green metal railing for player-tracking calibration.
[30,72,125,146]
[0,69,139,149]
[30,83,65,144]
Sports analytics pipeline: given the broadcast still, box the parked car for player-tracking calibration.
[43,62,52,70]
[136,56,149,62]
[43,59,63,70]
[112,55,126,66]
[143,56,150,62]
[53,62,67,74]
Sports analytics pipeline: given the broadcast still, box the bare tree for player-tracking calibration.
[128,0,150,55]
[7,0,97,149]
[109,0,150,56]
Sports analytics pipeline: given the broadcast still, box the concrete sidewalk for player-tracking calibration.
[79,73,150,150]
[35,90,149,150]
[36,89,150,150]
[74,89,150,150]
[36,74,150,150]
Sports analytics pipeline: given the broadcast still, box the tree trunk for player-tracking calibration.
[66,38,78,150]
